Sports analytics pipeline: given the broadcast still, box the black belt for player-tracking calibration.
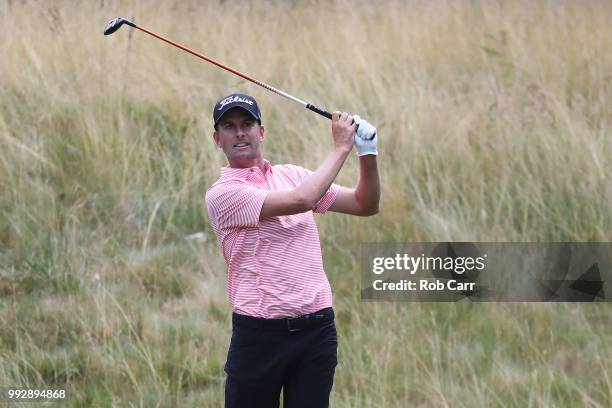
[232,308,334,332]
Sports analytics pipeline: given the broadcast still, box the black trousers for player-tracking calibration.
[224,308,338,408]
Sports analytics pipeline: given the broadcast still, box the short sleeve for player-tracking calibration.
[288,165,340,214]
[205,179,269,230]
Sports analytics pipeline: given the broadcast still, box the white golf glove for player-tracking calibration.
[353,115,378,156]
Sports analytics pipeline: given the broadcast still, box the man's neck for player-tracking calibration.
[229,157,266,172]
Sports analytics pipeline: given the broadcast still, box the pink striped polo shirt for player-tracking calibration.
[205,159,339,319]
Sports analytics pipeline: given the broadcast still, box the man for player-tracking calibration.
[205,93,379,408]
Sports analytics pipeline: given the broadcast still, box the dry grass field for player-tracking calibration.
[1,0,611,406]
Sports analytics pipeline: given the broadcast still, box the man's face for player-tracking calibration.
[213,108,265,167]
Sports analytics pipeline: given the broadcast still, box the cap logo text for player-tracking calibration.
[218,96,254,110]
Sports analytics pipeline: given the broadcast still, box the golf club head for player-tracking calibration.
[103,17,135,35]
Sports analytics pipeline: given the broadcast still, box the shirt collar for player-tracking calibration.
[220,159,273,179]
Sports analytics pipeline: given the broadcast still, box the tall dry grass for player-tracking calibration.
[1,0,611,406]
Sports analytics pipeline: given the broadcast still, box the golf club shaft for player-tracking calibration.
[132,24,333,120]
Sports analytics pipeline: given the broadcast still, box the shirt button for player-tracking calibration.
[249,169,254,173]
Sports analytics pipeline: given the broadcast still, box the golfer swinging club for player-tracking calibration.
[205,93,380,408]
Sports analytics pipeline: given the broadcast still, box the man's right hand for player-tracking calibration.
[259,112,354,219]
[331,111,357,153]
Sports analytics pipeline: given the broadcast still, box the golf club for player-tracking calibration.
[104,17,372,136]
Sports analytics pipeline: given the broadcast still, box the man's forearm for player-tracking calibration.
[355,155,380,214]
[295,148,351,208]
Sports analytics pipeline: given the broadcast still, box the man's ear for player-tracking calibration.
[213,131,221,147]
[259,125,265,142]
